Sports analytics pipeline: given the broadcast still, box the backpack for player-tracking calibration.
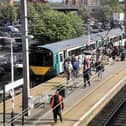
[53,95,59,107]
[50,95,60,108]
[73,61,79,70]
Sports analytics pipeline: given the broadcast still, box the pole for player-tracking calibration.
[10,38,15,126]
[20,0,30,116]
[3,85,6,126]
[124,0,126,34]
[88,24,91,49]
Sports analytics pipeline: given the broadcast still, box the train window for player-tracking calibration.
[110,36,122,43]
[68,48,81,56]
[59,54,63,62]
[89,43,95,50]
[30,51,53,66]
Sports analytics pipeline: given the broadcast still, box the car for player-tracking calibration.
[0,66,5,76]
[0,37,16,49]
[0,56,11,72]
[0,31,10,37]
[90,25,100,33]
[6,26,19,33]
[0,26,19,34]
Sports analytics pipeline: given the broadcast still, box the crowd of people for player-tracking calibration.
[50,43,126,125]
[63,54,105,88]
[63,43,126,88]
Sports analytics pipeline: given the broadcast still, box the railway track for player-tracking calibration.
[88,85,126,126]
[104,88,126,126]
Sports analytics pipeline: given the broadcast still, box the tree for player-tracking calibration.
[67,13,84,37]
[27,3,84,44]
[1,4,17,23]
[92,0,123,24]
[38,10,75,43]
[92,5,112,23]
[104,0,123,13]
[78,7,92,22]
[27,2,45,35]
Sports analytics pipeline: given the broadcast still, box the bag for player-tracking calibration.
[53,95,59,107]
[101,64,104,72]
[73,61,79,70]
[83,68,89,76]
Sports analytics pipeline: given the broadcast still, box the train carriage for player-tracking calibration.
[29,28,124,82]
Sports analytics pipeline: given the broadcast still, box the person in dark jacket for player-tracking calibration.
[83,56,90,88]
[50,90,64,124]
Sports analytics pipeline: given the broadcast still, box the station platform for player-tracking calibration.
[0,59,126,126]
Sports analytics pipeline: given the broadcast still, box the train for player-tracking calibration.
[29,28,125,82]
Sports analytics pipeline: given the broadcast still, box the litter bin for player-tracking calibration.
[56,85,65,98]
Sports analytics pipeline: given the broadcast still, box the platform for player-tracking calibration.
[0,60,126,126]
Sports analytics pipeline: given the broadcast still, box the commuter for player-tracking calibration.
[83,56,90,88]
[72,57,80,78]
[50,90,64,124]
[78,56,82,76]
[90,54,96,71]
[96,60,104,79]
[109,56,114,65]
[120,49,125,61]
[63,59,73,84]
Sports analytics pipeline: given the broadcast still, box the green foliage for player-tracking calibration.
[34,2,51,14]
[92,0,123,23]
[67,13,84,37]
[104,0,123,13]
[0,4,17,22]
[78,7,92,21]
[38,10,75,42]
[27,3,84,44]
[92,5,112,22]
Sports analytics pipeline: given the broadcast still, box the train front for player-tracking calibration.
[29,46,53,82]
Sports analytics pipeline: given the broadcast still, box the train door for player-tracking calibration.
[59,52,64,73]
[63,50,67,59]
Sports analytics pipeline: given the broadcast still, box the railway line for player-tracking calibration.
[0,60,126,126]
[104,92,126,126]
[88,84,126,126]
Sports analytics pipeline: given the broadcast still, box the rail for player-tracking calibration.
[103,94,126,126]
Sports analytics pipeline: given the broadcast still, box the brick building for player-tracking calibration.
[28,0,48,3]
[65,0,103,8]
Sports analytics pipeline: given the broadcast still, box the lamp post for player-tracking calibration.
[10,38,15,126]
[124,0,126,34]
[21,0,30,118]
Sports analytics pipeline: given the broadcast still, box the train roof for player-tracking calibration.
[38,28,123,53]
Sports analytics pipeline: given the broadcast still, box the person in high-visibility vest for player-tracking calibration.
[50,90,64,124]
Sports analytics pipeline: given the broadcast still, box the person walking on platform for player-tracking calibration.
[63,59,73,84]
[83,56,90,88]
[50,90,64,124]
[96,60,104,79]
